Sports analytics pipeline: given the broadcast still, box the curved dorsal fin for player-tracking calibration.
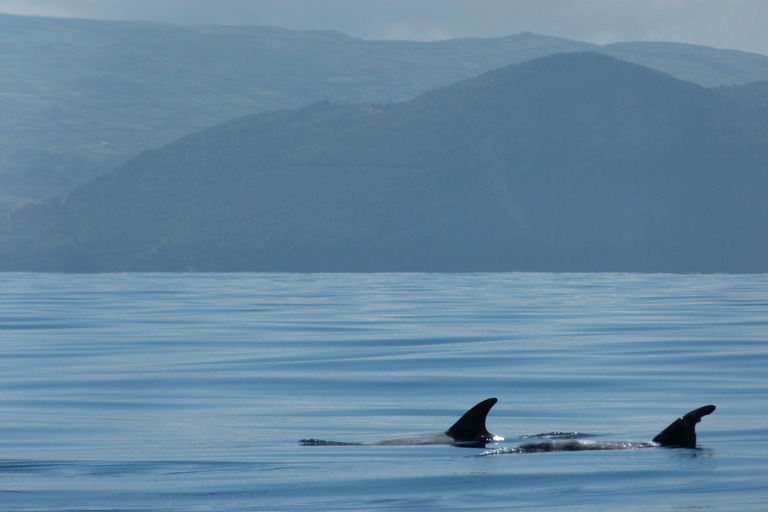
[652,405,716,448]
[446,398,498,443]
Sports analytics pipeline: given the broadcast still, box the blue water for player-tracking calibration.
[1,272,766,511]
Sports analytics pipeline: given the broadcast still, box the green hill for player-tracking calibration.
[2,52,766,273]
[3,14,768,208]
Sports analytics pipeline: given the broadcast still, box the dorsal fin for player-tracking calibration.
[652,405,716,448]
[446,398,498,443]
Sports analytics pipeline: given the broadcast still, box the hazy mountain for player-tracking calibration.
[2,52,766,273]
[3,14,768,208]
[599,42,768,87]
[716,81,768,111]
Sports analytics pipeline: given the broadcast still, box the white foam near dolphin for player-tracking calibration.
[300,398,502,448]
[480,405,716,456]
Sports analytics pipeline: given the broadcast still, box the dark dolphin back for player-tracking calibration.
[446,398,498,443]
[652,405,716,448]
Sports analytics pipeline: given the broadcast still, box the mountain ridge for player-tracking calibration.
[2,52,766,273]
[3,13,768,208]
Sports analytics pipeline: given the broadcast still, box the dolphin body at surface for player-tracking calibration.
[300,398,502,448]
[481,405,716,455]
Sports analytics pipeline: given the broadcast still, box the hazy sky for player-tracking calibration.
[1,0,767,56]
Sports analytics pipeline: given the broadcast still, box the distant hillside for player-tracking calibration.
[3,14,768,209]
[2,52,766,273]
[716,81,768,110]
[600,42,768,87]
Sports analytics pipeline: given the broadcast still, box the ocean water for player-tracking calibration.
[0,272,766,511]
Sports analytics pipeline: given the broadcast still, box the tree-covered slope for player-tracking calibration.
[1,52,767,272]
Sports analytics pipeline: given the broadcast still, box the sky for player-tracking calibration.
[1,0,767,56]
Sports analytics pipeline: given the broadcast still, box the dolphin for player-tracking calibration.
[480,405,716,455]
[300,398,502,448]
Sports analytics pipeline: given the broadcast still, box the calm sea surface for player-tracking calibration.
[1,272,766,511]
